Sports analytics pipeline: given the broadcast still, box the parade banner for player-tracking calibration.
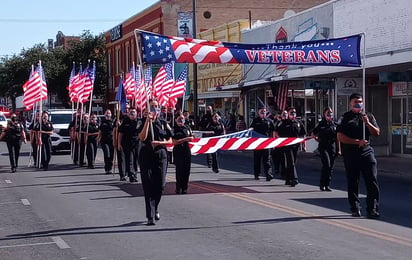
[140,31,361,67]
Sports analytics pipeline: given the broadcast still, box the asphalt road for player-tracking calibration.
[1,143,411,260]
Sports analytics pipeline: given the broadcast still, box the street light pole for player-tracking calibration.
[192,0,198,128]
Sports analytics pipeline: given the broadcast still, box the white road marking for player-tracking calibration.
[5,180,12,184]
[0,241,55,249]
[21,199,31,205]
[0,201,21,205]
[52,236,71,249]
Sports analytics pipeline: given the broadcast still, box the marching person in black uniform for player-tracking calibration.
[118,107,140,183]
[28,112,40,166]
[98,109,114,174]
[203,113,225,173]
[76,114,89,167]
[272,110,288,179]
[0,114,27,172]
[274,107,306,187]
[85,114,99,169]
[337,93,381,219]
[172,113,194,194]
[69,110,81,165]
[137,99,173,225]
[113,110,128,181]
[35,111,54,170]
[249,107,275,181]
[312,107,340,192]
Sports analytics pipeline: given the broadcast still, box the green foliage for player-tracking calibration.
[0,31,107,109]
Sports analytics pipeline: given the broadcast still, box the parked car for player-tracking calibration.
[0,112,8,134]
[47,109,73,153]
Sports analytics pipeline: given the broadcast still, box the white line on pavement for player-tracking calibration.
[21,199,31,205]
[0,241,55,249]
[5,180,12,184]
[52,236,71,249]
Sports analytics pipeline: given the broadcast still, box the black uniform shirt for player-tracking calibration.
[312,119,337,148]
[137,117,172,149]
[87,123,99,141]
[250,117,274,137]
[275,119,306,138]
[118,117,139,142]
[6,122,23,141]
[173,124,192,149]
[98,118,114,142]
[34,121,54,142]
[337,111,379,153]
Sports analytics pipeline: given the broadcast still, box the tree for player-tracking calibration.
[0,31,107,110]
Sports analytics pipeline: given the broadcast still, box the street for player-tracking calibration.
[1,142,412,260]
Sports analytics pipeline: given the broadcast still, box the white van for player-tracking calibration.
[47,109,73,153]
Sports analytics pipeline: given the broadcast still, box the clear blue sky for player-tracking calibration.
[0,0,158,57]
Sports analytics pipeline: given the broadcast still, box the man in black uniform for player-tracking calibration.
[118,107,140,183]
[249,107,275,181]
[274,107,306,186]
[85,114,99,169]
[337,93,380,219]
[98,109,114,174]
[0,114,27,172]
[35,111,54,170]
[138,99,173,225]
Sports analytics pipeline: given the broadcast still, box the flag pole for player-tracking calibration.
[134,30,154,141]
[37,60,44,168]
[361,32,366,140]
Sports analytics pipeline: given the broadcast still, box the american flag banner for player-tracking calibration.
[168,64,188,108]
[22,64,48,110]
[69,64,82,102]
[140,31,362,67]
[78,62,96,103]
[276,82,289,111]
[157,63,174,107]
[124,64,137,100]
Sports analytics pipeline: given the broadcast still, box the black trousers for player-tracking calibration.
[86,139,97,167]
[7,140,21,168]
[40,139,52,168]
[31,141,37,166]
[139,147,167,220]
[101,140,114,172]
[206,152,219,171]
[283,145,299,182]
[271,148,283,177]
[116,149,125,178]
[253,149,271,178]
[122,141,139,177]
[173,146,191,191]
[319,146,336,188]
[343,147,379,212]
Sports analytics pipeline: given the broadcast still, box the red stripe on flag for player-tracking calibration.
[238,137,258,150]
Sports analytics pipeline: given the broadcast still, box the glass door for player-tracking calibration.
[391,97,412,155]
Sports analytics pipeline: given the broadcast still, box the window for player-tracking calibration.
[116,48,121,74]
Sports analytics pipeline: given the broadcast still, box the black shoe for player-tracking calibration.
[290,180,298,187]
[146,219,155,226]
[129,177,136,183]
[120,176,127,181]
[155,212,160,221]
[175,189,181,194]
[351,209,361,217]
[367,210,380,219]
[106,171,113,175]
[285,180,291,185]
[11,167,16,173]
[213,169,219,173]
[324,186,332,192]
[254,176,259,180]
[181,189,187,194]
[88,165,95,169]
[266,174,274,181]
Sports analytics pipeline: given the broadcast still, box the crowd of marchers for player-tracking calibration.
[0,93,381,221]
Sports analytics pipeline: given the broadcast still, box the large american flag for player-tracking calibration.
[22,64,48,110]
[166,129,309,154]
[140,31,362,67]
[124,65,137,100]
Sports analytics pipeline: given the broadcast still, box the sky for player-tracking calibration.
[0,0,158,57]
